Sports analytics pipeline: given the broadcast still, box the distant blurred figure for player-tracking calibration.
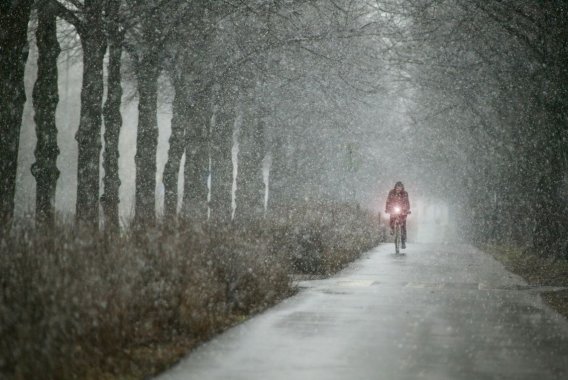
[385,181,411,249]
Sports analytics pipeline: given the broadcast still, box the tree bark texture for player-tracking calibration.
[0,0,34,225]
[75,2,107,227]
[267,137,283,215]
[101,0,123,231]
[181,89,210,221]
[134,53,160,225]
[268,134,296,217]
[235,93,266,222]
[163,78,188,219]
[32,3,61,225]
[209,85,235,225]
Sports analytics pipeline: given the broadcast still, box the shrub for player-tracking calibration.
[268,202,381,275]
[0,221,291,379]
[0,202,380,379]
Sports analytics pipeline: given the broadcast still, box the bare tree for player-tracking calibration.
[0,0,35,226]
[51,0,107,227]
[209,82,235,225]
[235,85,267,222]
[101,0,124,231]
[181,84,210,222]
[400,0,568,257]
[32,0,61,225]
[121,0,195,225]
[131,14,161,225]
[162,72,188,219]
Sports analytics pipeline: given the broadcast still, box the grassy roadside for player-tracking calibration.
[483,245,568,318]
[0,203,380,380]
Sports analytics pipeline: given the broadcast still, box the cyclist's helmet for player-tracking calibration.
[395,181,404,190]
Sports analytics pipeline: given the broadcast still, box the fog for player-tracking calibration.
[16,71,438,228]
[14,18,436,224]
[2,1,568,378]
[11,1,567,255]
[15,45,174,219]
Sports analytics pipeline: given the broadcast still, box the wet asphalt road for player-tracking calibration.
[156,244,568,380]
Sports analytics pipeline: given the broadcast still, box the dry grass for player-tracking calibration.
[485,245,568,286]
[542,291,568,317]
[484,244,568,319]
[0,203,381,380]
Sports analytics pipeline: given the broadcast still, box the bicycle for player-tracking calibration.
[389,207,410,254]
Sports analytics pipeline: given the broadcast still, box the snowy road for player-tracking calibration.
[156,244,568,380]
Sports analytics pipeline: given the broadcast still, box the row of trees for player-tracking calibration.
[7,0,563,257]
[1,0,36,226]
[1,0,389,231]
[399,0,568,257]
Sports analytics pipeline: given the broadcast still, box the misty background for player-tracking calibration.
[3,2,568,379]
[11,1,566,255]
[13,2,459,237]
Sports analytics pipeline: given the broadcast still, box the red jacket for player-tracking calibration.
[385,189,410,214]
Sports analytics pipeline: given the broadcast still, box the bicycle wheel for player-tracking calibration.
[394,223,401,254]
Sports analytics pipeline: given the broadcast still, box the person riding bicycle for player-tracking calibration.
[385,181,411,249]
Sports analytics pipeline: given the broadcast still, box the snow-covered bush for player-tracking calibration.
[268,202,381,275]
[0,204,379,379]
[0,221,291,379]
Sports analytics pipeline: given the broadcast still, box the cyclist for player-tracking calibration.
[385,181,411,249]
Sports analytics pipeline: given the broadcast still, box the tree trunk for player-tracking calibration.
[0,1,34,226]
[134,54,160,225]
[163,78,187,219]
[101,0,123,231]
[209,84,235,225]
[235,92,266,222]
[75,4,106,227]
[268,134,293,217]
[181,89,210,221]
[267,137,282,215]
[32,3,61,226]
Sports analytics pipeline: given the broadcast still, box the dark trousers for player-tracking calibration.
[390,215,407,243]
